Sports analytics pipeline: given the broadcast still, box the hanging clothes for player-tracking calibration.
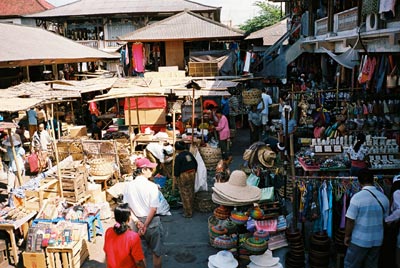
[125,44,130,66]
[132,43,145,73]
[243,51,252,73]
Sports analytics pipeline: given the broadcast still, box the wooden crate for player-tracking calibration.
[23,251,51,268]
[188,62,218,77]
[46,239,89,268]
[60,169,87,203]
[24,178,60,211]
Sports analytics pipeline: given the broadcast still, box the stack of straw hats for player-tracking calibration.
[208,250,238,268]
[247,250,283,268]
[212,170,261,206]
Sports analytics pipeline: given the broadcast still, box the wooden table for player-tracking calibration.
[89,174,113,190]
[0,211,37,265]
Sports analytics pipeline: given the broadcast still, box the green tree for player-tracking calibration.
[239,1,282,34]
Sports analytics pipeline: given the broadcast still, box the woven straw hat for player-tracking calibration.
[249,250,280,267]
[214,170,261,202]
[208,250,238,268]
[257,147,276,168]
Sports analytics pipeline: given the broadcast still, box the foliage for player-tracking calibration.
[161,178,181,208]
[239,1,282,34]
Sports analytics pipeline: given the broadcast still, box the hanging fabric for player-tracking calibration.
[125,43,130,66]
[132,42,145,73]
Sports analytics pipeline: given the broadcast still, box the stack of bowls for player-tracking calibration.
[285,229,305,268]
[309,232,331,268]
[334,228,347,254]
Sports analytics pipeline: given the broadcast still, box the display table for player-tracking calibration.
[89,174,113,190]
[132,134,173,149]
[0,211,37,265]
[33,212,104,242]
[97,113,116,130]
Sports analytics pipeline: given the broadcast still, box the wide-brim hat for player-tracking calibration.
[248,262,283,268]
[249,250,280,267]
[2,134,21,147]
[208,250,238,268]
[212,191,257,206]
[214,170,261,202]
[257,147,276,168]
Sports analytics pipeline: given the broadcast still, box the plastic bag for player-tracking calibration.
[157,191,171,216]
[194,150,207,192]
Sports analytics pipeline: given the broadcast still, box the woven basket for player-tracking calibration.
[242,88,262,106]
[199,146,221,170]
[194,191,217,213]
[89,158,114,176]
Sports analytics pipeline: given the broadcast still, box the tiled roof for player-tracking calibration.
[26,0,219,18]
[245,19,288,45]
[0,23,117,65]
[0,0,54,16]
[119,10,244,41]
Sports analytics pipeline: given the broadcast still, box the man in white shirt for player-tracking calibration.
[260,88,273,134]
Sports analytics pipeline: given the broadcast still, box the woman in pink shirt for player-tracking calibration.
[215,108,230,153]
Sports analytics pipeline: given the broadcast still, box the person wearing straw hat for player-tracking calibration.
[174,141,197,218]
[2,134,25,196]
[208,250,238,268]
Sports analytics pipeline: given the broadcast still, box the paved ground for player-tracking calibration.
[2,127,304,268]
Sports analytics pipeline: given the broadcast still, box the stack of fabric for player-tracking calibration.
[212,170,262,206]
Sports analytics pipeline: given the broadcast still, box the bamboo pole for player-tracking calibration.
[191,87,195,145]
[172,110,176,192]
[7,129,22,187]
[135,97,140,133]
[50,104,64,197]
[127,97,133,154]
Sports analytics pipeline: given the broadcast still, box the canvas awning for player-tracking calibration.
[0,97,44,112]
[321,47,360,69]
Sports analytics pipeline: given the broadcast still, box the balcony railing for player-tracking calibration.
[315,17,328,36]
[315,7,359,36]
[76,40,122,50]
[335,7,358,32]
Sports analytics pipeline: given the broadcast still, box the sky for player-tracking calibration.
[46,0,263,27]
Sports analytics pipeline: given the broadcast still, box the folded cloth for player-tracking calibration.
[255,219,277,232]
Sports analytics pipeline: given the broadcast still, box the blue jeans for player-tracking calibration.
[344,243,380,268]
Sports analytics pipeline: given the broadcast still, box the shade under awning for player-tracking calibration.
[322,47,360,69]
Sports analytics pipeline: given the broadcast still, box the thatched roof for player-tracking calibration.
[119,10,243,41]
[0,23,118,68]
[0,97,45,112]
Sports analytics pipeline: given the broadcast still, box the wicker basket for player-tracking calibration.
[89,158,114,176]
[242,88,262,106]
[194,191,217,213]
[199,146,221,170]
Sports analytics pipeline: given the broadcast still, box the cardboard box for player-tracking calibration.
[68,126,87,138]
[124,108,166,125]
[23,251,48,268]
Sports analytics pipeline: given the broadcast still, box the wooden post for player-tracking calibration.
[191,87,195,145]
[56,104,61,139]
[7,129,22,187]
[200,96,204,142]
[50,104,64,197]
[127,97,133,154]
[172,110,176,192]
[70,101,75,124]
[135,97,140,133]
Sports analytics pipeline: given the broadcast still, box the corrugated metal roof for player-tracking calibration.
[26,0,219,18]
[0,23,118,65]
[0,0,53,17]
[119,10,244,41]
[245,19,288,46]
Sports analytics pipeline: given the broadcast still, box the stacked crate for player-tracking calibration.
[188,62,218,77]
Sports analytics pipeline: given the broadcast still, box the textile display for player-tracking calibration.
[132,43,145,73]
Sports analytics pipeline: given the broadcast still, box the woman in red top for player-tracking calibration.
[104,203,146,268]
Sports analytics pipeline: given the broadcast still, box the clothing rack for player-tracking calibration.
[289,174,395,180]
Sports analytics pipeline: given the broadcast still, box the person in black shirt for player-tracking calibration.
[173,141,197,218]
[92,120,102,140]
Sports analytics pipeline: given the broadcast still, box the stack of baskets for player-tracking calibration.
[242,88,262,106]
[89,158,114,176]
[199,146,221,170]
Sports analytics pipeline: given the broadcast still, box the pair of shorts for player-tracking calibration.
[261,114,269,125]
[130,216,165,257]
